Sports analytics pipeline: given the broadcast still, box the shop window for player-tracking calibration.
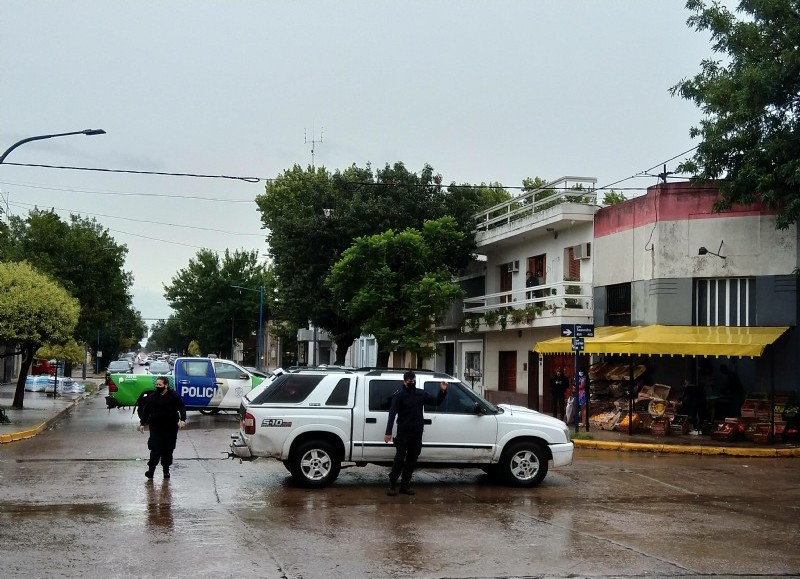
[694,278,755,326]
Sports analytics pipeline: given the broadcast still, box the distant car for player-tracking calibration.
[31,358,56,376]
[147,361,171,375]
[106,360,133,387]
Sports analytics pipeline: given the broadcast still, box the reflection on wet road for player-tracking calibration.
[1,395,799,578]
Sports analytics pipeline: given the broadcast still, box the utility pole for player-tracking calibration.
[304,124,323,169]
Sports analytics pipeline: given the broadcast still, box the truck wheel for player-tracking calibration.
[290,440,341,488]
[199,408,220,415]
[499,441,548,487]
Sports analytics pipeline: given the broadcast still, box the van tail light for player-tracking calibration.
[242,412,256,435]
[107,377,118,392]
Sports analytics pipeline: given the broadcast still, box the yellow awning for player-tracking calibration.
[533,325,788,358]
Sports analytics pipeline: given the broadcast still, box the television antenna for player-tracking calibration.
[304,124,323,169]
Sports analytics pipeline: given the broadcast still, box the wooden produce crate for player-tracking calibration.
[712,418,740,442]
[670,415,691,434]
[651,417,670,436]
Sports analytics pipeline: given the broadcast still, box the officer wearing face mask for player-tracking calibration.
[384,371,447,496]
[138,375,187,480]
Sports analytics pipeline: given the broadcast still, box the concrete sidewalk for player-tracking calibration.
[572,426,800,457]
[0,378,104,443]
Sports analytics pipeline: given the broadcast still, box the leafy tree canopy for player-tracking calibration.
[326,217,465,365]
[602,190,627,205]
[0,209,146,364]
[37,339,85,365]
[256,162,497,362]
[672,0,800,228]
[0,261,80,407]
[163,248,268,360]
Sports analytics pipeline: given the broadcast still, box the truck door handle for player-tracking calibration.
[424,419,432,425]
[177,380,189,385]
[215,381,223,386]
[366,418,376,424]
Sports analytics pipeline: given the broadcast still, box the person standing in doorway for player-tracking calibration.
[139,376,187,480]
[384,371,447,496]
[549,367,569,420]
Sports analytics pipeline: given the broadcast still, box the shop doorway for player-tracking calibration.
[442,342,455,376]
[498,351,517,391]
[527,350,540,410]
[543,354,575,415]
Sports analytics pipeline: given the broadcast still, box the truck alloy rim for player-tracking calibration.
[300,449,332,480]
[510,449,540,481]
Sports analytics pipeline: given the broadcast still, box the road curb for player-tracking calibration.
[573,438,800,457]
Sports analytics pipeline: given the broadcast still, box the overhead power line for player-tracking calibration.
[6,200,264,237]
[4,145,701,194]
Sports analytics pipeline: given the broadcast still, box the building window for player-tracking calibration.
[606,283,631,326]
[694,278,755,326]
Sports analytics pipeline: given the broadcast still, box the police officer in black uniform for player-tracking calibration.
[384,370,447,496]
[139,375,187,480]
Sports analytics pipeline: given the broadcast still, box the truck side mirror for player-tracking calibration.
[473,403,483,415]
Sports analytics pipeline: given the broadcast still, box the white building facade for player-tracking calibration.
[434,176,599,410]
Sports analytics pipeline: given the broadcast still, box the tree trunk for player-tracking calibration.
[334,334,357,366]
[377,351,390,367]
[12,345,36,408]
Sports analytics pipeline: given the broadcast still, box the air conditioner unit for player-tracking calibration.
[507,260,520,273]
[572,243,591,260]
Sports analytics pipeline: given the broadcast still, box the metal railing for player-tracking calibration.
[462,280,593,316]
[473,176,597,233]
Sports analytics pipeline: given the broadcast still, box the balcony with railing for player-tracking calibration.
[473,176,597,247]
[459,279,593,332]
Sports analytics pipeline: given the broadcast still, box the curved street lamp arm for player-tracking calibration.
[0,129,106,165]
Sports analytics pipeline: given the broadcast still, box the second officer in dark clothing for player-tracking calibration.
[384,370,447,496]
[138,375,187,480]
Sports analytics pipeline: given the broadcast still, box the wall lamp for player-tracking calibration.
[698,241,726,259]
[546,227,558,239]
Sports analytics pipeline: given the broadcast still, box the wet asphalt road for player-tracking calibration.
[1,393,799,579]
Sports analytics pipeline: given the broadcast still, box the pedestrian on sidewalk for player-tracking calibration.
[384,371,447,496]
[138,376,186,480]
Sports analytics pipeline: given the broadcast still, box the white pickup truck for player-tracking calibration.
[229,368,573,488]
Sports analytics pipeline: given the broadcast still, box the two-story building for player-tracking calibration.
[433,176,600,410]
[537,181,797,404]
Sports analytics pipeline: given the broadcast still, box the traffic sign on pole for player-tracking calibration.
[561,324,575,337]
[571,337,584,351]
[575,324,595,338]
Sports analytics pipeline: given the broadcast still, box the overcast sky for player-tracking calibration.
[1,1,712,328]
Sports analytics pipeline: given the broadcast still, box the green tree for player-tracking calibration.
[0,209,146,367]
[602,190,627,205]
[327,217,465,366]
[257,163,492,363]
[671,0,800,228]
[0,262,79,408]
[163,249,267,361]
[36,339,85,366]
[187,340,201,357]
[147,316,192,355]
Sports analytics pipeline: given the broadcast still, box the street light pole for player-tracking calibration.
[0,129,106,165]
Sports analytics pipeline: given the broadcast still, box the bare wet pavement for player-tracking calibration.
[1,394,799,579]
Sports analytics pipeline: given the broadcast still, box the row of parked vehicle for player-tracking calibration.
[105,360,574,489]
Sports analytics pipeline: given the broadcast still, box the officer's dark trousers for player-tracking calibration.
[148,428,178,471]
[389,430,423,485]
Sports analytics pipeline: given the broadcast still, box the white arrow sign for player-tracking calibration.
[562,328,573,336]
